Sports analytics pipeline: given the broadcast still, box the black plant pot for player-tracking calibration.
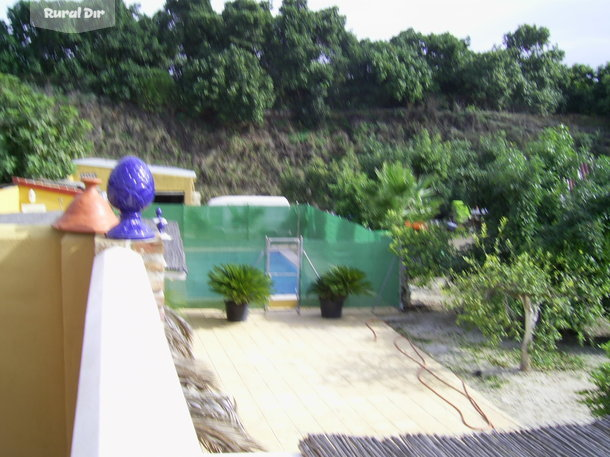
[225,301,249,322]
[320,297,346,318]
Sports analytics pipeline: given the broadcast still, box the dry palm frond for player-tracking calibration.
[164,307,194,359]
[162,305,265,453]
[183,383,263,452]
[184,389,244,426]
[189,411,264,453]
[174,356,218,391]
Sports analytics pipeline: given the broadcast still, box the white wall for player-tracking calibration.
[71,247,201,457]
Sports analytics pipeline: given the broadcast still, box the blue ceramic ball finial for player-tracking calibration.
[106,156,156,240]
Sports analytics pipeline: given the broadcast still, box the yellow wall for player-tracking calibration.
[60,233,95,452]
[154,173,196,205]
[0,185,20,213]
[17,186,76,212]
[74,164,197,205]
[0,226,94,457]
[74,164,112,189]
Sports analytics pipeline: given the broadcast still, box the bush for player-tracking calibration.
[207,264,272,305]
[451,200,470,224]
[581,342,610,417]
[451,222,605,371]
[180,46,275,125]
[0,73,91,181]
[390,223,457,284]
[309,266,372,301]
[135,68,176,112]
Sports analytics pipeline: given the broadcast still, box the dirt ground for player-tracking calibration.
[385,286,608,428]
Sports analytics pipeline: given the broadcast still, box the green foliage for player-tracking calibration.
[596,63,610,116]
[581,342,610,417]
[459,127,609,319]
[180,45,274,124]
[308,265,372,300]
[264,0,346,125]
[6,1,176,105]
[564,64,597,114]
[135,68,176,112]
[465,126,584,248]
[330,161,375,224]
[0,73,91,181]
[282,150,442,229]
[421,32,472,102]
[453,247,561,347]
[390,224,457,284]
[356,39,432,106]
[1,0,608,121]
[451,200,470,224]
[222,0,273,54]
[207,264,272,305]
[463,49,523,111]
[451,224,606,371]
[503,25,566,114]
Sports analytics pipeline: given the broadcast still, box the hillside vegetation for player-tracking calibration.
[71,93,610,202]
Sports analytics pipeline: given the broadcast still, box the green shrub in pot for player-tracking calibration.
[309,266,373,318]
[208,264,272,321]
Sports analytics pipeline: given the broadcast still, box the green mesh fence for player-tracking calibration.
[144,204,399,309]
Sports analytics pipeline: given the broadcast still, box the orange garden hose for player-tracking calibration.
[365,319,495,432]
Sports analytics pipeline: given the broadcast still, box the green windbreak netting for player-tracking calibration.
[144,204,399,309]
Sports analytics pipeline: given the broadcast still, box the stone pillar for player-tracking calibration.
[95,235,166,319]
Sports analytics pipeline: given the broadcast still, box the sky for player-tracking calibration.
[1,0,608,67]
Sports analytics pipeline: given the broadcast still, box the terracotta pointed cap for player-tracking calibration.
[53,177,119,234]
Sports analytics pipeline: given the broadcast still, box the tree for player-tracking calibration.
[564,64,597,114]
[463,126,583,248]
[264,0,347,125]
[452,224,606,371]
[368,40,432,106]
[504,25,566,114]
[0,74,91,181]
[165,0,224,59]
[390,224,456,308]
[222,0,273,55]
[179,45,274,124]
[422,32,472,103]
[595,63,610,116]
[339,35,432,109]
[504,24,551,57]
[135,68,177,112]
[462,49,523,110]
[0,20,21,75]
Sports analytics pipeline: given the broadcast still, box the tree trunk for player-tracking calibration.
[399,262,412,309]
[520,295,539,372]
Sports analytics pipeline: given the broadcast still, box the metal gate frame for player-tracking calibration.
[265,236,303,313]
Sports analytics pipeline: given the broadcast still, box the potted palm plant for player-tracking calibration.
[208,264,272,322]
[309,265,373,318]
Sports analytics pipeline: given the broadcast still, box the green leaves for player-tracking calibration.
[308,266,372,301]
[451,221,606,370]
[390,223,457,285]
[180,45,275,124]
[0,73,91,181]
[208,264,272,306]
[581,342,610,417]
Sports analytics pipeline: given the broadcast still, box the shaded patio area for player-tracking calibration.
[183,307,518,452]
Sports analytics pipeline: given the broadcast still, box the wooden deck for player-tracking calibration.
[183,307,517,453]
